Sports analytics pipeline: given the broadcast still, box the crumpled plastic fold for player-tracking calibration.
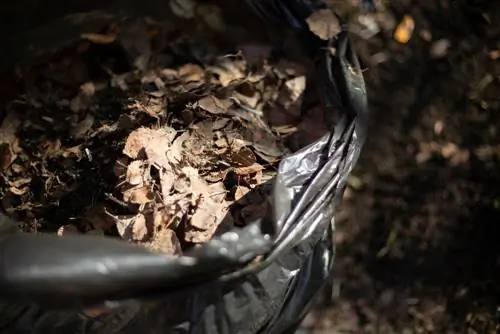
[0,0,368,332]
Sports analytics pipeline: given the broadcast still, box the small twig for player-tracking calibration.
[104,193,129,208]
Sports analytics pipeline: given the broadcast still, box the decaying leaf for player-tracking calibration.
[169,0,196,19]
[230,147,257,167]
[178,64,205,83]
[3,28,291,257]
[198,95,231,114]
[126,160,148,186]
[81,32,117,44]
[394,15,415,44]
[57,224,79,236]
[0,110,22,170]
[234,163,264,175]
[70,113,95,138]
[306,9,341,41]
[234,186,250,201]
[132,213,148,241]
[144,227,182,255]
[209,59,246,87]
[123,186,154,205]
[123,127,176,161]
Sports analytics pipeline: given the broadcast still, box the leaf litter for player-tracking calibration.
[0,17,333,255]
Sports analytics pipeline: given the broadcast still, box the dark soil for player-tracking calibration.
[302,0,500,333]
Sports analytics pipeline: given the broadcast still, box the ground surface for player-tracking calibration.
[1,0,500,333]
[302,0,500,333]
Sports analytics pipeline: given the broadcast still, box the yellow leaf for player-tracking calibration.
[394,15,415,44]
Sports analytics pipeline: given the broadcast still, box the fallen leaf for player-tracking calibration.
[234,186,250,201]
[209,59,246,87]
[230,147,257,167]
[8,186,29,196]
[430,39,451,58]
[144,227,182,255]
[123,186,154,205]
[126,160,148,186]
[169,0,196,19]
[305,9,341,40]
[123,127,176,161]
[285,76,306,102]
[0,109,22,170]
[160,165,175,199]
[70,113,95,138]
[234,163,264,175]
[178,64,205,83]
[185,195,226,243]
[8,177,32,188]
[132,213,148,241]
[198,95,231,114]
[168,131,189,163]
[57,224,79,236]
[394,15,415,44]
[62,145,84,160]
[81,32,117,44]
[112,214,137,239]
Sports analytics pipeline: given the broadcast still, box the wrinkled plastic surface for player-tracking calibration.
[0,0,368,333]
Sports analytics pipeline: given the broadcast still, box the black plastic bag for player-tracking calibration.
[0,0,368,332]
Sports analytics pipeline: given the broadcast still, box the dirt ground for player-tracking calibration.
[1,0,500,333]
[301,0,500,333]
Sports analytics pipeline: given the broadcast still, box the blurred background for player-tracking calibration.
[301,0,500,332]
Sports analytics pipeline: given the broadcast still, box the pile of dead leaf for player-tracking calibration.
[0,12,333,255]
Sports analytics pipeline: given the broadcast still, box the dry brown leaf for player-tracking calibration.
[169,0,196,19]
[132,213,148,241]
[212,118,230,130]
[123,186,153,205]
[230,147,257,167]
[285,76,306,102]
[0,110,22,170]
[159,166,175,200]
[234,163,264,175]
[209,59,246,87]
[305,9,341,41]
[9,177,32,188]
[198,95,231,114]
[126,160,148,186]
[123,127,176,160]
[57,224,79,236]
[70,113,95,138]
[189,195,219,230]
[174,167,210,194]
[167,131,189,163]
[178,64,205,83]
[10,164,23,173]
[234,186,250,201]
[145,227,182,255]
[9,186,29,196]
[81,32,117,44]
[112,214,137,239]
[62,145,84,160]
[80,82,97,96]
